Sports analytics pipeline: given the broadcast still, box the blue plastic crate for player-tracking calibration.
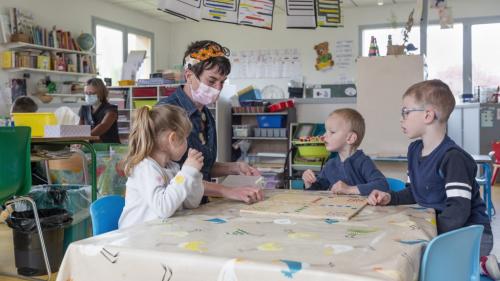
[257,115,285,128]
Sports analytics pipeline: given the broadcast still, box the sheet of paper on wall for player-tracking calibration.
[238,0,274,30]
[334,40,353,70]
[201,0,239,23]
[286,0,316,29]
[221,175,265,188]
[158,0,202,21]
[121,50,146,80]
[316,0,343,27]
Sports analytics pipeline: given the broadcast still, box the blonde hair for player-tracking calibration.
[403,79,455,123]
[123,104,192,176]
[329,108,365,147]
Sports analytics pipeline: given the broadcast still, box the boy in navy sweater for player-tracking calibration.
[367,79,500,280]
[302,108,389,195]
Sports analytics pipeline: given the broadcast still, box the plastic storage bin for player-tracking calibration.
[12,112,57,137]
[133,99,157,109]
[232,125,253,137]
[256,115,285,128]
[133,87,157,97]
[297,144,329,158]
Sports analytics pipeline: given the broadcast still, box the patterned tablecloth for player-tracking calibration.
[56,190,437,281]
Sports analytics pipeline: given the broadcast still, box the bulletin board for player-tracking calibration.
[240,192,367,220]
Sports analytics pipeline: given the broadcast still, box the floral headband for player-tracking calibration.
[184,44,228,70]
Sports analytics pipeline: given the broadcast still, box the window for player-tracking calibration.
[93,18,154,85]
[471,23,500,90]
[361,18,500,95]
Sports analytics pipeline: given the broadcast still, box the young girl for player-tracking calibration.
[118,104,204,229]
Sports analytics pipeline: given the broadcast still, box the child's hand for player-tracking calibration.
[302,169,317,188]
[184,149,204,171]
[367,190,391,206]
[331,181,360,195]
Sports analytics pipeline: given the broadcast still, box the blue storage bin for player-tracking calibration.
[291,180,304,190]
[257,115,285,128]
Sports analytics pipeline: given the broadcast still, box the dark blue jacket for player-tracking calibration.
[308,150,389,195]
[157,86,217,181]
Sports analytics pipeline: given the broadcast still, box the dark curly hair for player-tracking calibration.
[183,40,231,77]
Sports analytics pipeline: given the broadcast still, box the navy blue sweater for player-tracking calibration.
[389,136,491,235]
[308,150,389,195]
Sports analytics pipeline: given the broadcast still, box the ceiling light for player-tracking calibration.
[377,0,384,6]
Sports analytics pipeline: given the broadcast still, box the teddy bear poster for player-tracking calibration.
[313,41,334,71]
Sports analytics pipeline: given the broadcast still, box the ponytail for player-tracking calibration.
[123,104,192,176]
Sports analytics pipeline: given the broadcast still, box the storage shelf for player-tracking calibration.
[108,84,181,89]
[4,67,96,77]
[232,137,287,140]
[3,42,96,56]
[132,96,158,100]
[46,93,84,98]
[291,164,322,172]
[232,112,288,116]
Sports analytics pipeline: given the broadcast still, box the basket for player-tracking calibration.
[118,80,135,86]
[295,142,329,159]
[12,112,57,137]
[133,100,156,109]
[387,45,405,56]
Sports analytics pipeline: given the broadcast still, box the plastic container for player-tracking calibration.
[18,184,92,253]
[297,144,329,158]
[256,115,285,128]
[232,125,253,137]
[133,99,157,109]
[6,208,72,276]
[12,112,57,137]
[118,80,135,86]
[133,87,157,97]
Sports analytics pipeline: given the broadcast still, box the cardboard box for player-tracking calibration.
[44,125,91,137]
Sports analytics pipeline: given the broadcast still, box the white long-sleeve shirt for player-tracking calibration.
[118,157,203,229]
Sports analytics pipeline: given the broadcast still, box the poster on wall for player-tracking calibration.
[238,0,275,30]
[316,0,342,27]
[158,0,201,21]
[313,42,334,71]
[201,0,239,23]
[334,40,353,70]
[286,0,316,29]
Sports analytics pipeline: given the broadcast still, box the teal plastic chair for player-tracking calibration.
[90,195,125,235]
[386,177,406,192]
[419,225,483,281]
[0,127,53,278]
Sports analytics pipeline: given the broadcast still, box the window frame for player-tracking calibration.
[359,15,500,94]
[92,17,155,78]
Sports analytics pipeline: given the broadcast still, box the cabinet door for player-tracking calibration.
[447,108,463,147]
[463,107,480,155]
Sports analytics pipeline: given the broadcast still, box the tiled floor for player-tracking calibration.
[1,186,500,281]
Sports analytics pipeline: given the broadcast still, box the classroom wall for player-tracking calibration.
[0,0,171,115]
[167,0,500,122]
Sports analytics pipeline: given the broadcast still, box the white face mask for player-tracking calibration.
[85,94,98,105]
[189,76,220,105]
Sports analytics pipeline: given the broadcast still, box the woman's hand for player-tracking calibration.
[184,149,204,171]
[235,162,261,176]
[222,186,264,204]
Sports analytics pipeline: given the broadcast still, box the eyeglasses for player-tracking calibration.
[401,107,425,120]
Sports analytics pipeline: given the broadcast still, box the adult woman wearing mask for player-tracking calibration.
[157,40,263,204]
[79,78,120,143]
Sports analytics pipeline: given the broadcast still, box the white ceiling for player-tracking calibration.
[99,0,418,23]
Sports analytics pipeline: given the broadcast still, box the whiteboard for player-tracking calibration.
[356,55,425,156]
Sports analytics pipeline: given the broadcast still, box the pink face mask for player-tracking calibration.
[189,76,220,105]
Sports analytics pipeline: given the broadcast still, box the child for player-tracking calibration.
[302,108,389,195]
[11,96,38,113]
[118,104,205,229]
[367,79,500,280]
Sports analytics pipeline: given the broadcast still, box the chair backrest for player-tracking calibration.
[419,225,483,281]
[0,127,32,205]
[90,195,125,235]
[492,142,500,163]
[386,177,406,192]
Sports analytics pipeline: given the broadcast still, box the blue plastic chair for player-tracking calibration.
[386,177,406,192]
[475,163,495,220]
[419,225,483,281]
[90,195,125,235]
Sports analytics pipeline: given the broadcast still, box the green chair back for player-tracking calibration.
[0,126,32,205]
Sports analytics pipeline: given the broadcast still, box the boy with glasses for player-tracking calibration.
[367,79,500,280]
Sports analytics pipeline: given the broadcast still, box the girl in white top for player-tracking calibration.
[118,104,204,229]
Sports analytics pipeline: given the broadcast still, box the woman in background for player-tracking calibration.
[79,78,120,143]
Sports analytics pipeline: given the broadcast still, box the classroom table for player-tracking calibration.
[32,136,99,201]
[371,154,495,219]
[56,190,437,281]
